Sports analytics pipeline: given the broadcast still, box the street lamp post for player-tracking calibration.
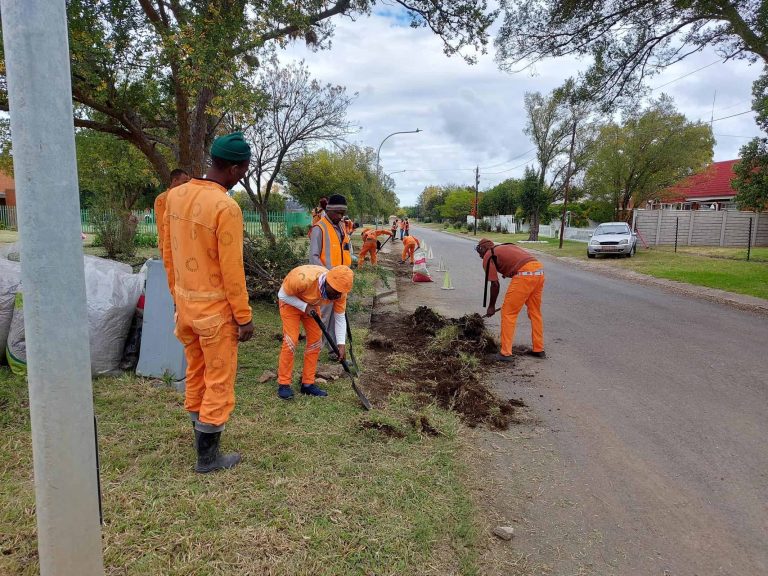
[376,129,422,176]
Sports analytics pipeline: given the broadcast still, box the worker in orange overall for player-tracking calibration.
[358,228,391,268]
[400,235,420,264]
[390,218,398,241]
[162,132,254,473]
[276,264,354,399]
[309,194,352,359]
[154,168,190,253]
[476,238,545,361]
[398,219,406,240]
[311,197,328,226]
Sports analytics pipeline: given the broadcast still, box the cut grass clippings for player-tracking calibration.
[0,297,480,576]
[420,224,768,301]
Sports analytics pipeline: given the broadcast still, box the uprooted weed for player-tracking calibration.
[363,306,523,430]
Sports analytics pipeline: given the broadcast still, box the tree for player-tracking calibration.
[478,178,522,216]
[439,188,475,220]
[519,167,551,239]
[282,146,398,222]
[76,130,160,211]
[524,89,571,192]
[733,68,768,211]
[495,0,768,104]
[237,60,355,244]
[416,185,449,220]
[585,96,714,218]
[0,0,496,185]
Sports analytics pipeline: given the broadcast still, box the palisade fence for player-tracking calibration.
[0,206,311,238]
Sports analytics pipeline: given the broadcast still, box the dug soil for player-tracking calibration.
[361,305,525,430]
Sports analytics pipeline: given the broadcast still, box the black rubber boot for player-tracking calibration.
[194,431,242,474]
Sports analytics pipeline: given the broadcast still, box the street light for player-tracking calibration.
[376,129,422,176]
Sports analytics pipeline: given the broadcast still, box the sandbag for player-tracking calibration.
[6,293,26,375]
[412,249,433,283]
[0,259,22,362]
[3,255,143,376]
[84,256,143,375]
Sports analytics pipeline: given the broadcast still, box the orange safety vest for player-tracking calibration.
[313,215,351,268]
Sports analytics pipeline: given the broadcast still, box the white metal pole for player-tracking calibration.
[0,1,105,574]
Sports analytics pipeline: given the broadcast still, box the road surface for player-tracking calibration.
[393,226,768,576]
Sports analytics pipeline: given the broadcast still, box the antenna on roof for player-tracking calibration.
[710,90,716,130]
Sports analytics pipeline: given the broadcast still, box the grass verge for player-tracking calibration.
[0,292,479,574]
[419,223,768,300]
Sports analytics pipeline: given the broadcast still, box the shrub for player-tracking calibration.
[134,232,157,248]
[243,236,308,302]
[289,225,308,238]
[442,222,450,229]
[478,221,492,232]
[92,208,137,258]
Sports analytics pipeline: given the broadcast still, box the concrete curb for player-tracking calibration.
[418,225,768,317]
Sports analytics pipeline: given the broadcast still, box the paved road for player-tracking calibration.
[396,226,768,575]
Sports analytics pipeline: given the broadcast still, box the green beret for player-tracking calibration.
[210,132,251,162]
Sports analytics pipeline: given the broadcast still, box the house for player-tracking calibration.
[657,159,738,211]
[0,171,15,207]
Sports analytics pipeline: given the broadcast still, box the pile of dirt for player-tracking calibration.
[363,307,521,430]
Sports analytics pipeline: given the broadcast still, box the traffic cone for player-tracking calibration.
[436,258,446,272]
[427,246,434,260]
[441,269,455,290]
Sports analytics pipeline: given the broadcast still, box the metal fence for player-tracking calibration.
[1,205,311,238]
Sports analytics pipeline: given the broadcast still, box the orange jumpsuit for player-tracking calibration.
[277,265,348,385]
[358,229,391,268]
[401,235,420,263]
[154,189,170,253]
[483,245,544,355]
[162,178,252,428]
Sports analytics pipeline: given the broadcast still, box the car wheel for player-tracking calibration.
[625,250,632,258]
[587,252,595,259]
[632,243,637,256]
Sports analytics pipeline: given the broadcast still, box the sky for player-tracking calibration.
[280,9,764,207]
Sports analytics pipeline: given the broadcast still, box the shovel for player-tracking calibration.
[344,313,359,373]
[376,235,392,253]
[483,307,502,318]
[310,310,372,410]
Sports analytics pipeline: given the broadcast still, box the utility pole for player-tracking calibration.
[1,1,105,574]
[559,119,578,249]
[473,165,480,236]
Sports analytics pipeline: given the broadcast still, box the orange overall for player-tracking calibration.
[401,235,420,263]
[154,188,170,253]
[162,179,252,428]
[483,246,544,355]
[277,265,348,385]
[358,229,391,268]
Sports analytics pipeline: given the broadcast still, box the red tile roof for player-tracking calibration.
[667,160,738,201]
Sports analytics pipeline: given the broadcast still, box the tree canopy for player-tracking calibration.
[584,96,714,216]
[495,0,768,103]
[0,0,496,185]
[733,68,768,211]
[478,178,521,217]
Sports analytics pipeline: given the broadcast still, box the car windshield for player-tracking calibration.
[595,225,629,235]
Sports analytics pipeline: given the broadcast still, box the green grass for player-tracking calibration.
[420,223,768,300]
[0,299,480,575]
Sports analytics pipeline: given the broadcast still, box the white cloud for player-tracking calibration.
[281,13,763,206]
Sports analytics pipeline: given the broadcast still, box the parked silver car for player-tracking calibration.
[587,222,637,258]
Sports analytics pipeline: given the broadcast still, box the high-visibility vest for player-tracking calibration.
[314,215,351,268]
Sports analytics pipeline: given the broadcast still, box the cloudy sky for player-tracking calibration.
[281,9,763,207]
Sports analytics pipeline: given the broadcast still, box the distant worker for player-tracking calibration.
[358,228,392,268]
[400,235,421,264]
[390,218,398,241]
[154,168,190,253]
[276,264,354,399]
[404,218,410,237]
[309,194,352,358]
[162,133,254,473]
[475,238,545,362]
[311,196,328,226]
[398,219,406,240]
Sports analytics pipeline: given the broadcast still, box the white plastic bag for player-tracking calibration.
[412,249,433,283]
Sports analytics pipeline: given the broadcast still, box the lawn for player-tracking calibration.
[419,223,768,300]
[0,273,480,575]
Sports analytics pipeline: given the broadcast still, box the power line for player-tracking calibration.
[650,59,723,91]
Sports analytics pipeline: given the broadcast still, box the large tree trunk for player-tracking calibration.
[256,201,277,246]
[528,210,540,241]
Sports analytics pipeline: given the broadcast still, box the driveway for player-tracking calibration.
[394,226,768,575]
